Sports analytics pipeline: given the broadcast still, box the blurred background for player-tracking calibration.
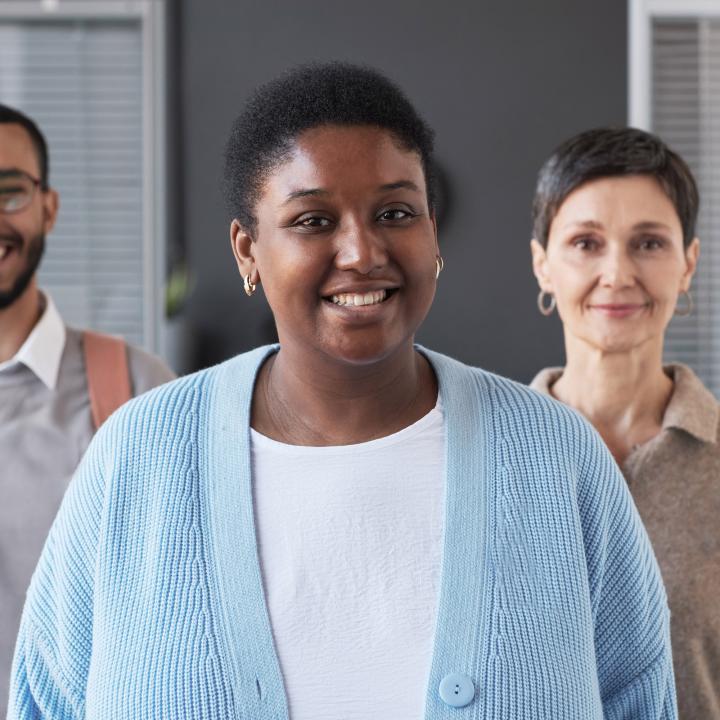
[0,0,717,393]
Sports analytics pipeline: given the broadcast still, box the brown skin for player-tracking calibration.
[231,125,440,446]
[0,123,59,362]
[531,174,699,463]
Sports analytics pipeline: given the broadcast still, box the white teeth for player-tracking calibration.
[331,290,388,307]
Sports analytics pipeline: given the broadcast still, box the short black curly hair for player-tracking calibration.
[223,62,436,235]
[532,127,699,249]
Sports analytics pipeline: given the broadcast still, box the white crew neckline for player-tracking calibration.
[250,396,443,456]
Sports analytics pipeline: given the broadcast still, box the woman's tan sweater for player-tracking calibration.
[531,363,720,720]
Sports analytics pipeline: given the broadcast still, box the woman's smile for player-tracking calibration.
[321,288,401,326]
[330,289,388,307]
[587,301,649,319]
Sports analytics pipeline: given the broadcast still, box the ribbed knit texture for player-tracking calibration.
[8,346,677,719]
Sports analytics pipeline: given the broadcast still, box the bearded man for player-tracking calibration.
[0,104,175,715]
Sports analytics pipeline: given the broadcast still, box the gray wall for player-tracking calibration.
[178,0,627,381]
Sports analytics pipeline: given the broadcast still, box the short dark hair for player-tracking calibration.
[532,127,699,249]
[223,62,436,235]
[0,104,49,189]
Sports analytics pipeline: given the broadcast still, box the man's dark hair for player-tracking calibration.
[223,62,436,235]
[0,104,49,189]
[532,127,699,249]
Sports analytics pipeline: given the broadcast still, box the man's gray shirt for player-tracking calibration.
[0,325,175,715]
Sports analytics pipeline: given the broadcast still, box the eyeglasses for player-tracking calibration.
[0,170,44,214]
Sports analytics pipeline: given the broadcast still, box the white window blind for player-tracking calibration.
[0,18,146,347]
[652,18,720,397]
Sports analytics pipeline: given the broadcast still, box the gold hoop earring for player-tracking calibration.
[435,255,444,279]
[674,289,693,316]
[244,274,256,297]
[537,290,556,316]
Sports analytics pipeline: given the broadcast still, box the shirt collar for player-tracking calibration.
[662,363,719,444]
[0,294,66,390]
[529,367,562,397]
[529,364,719,445]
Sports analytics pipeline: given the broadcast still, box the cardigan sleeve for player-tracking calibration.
[7,412,115,720]
[575,424,677,720]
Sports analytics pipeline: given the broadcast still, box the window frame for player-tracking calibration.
[629,0,720,128]
[0,0,167,354]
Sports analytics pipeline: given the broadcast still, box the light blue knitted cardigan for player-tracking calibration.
[9,346,676,719]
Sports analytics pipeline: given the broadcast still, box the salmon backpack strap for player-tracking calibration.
[82,330,132,431]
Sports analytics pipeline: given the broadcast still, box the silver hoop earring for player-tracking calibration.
[537,290,556,316]
[244,274,256,297]
[435,255,444,279]
[674,289,693,317]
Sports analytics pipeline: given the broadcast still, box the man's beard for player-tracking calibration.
[0,230,45,310]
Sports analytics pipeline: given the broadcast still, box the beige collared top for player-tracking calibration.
[531,363,720,720]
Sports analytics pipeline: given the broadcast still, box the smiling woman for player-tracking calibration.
[530,127,719,719]
[9,66,676,720]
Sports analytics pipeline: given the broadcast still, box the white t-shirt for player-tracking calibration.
[251,401,446,720]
